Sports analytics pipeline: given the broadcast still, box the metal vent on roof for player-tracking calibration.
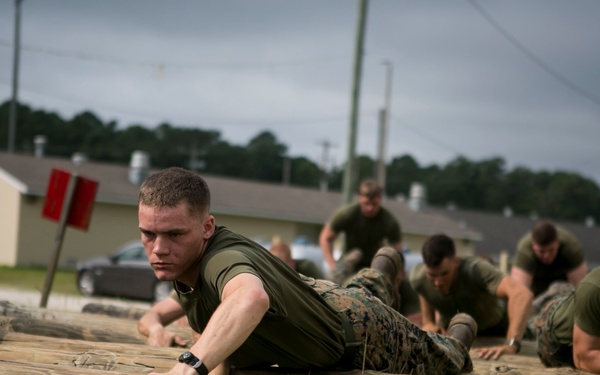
[72,152,87,166]
[33,135,47,158]
[586,216,595,228]
[129,150,150,185]
[408,182,426,211]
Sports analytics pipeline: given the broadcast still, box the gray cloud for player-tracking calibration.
[1,0,599,183]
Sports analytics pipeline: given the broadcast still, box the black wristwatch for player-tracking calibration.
[178,351,209,375]
[505,338,521,353]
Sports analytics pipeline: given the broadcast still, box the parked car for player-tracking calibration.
[75,240,172,302]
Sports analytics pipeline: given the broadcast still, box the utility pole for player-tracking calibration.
[342,0,369,205]
[8,0,23,153]
[376,60,393,191]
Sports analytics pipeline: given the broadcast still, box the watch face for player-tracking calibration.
[180,351,192,362]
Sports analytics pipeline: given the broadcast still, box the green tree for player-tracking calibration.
[2,99,600,222]
[386,154,421,198]
[356,154,376,184]
[424,156,505,210]
[474,157,506,210]
[537,172,600,221]
[146,123,221,169]
[289,156,321,188]
[243,131,287,183]
[111,125,156,163]
[500,166,539,215]
[327,165,344,193]
[204,141,247,177]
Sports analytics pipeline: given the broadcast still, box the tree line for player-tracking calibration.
[1,100,599,223]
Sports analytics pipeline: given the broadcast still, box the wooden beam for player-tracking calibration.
[0,300,588,375]
[0,300,194,345]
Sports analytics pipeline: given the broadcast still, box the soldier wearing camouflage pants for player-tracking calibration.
[304,266,474,374]
[535,268,600,373]
[137,167,476,375]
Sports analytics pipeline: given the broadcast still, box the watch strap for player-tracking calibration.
[191,360,209,375]
[178,351,209,375]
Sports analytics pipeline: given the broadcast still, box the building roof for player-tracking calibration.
[427,206,600,267]
[0,151,481,241]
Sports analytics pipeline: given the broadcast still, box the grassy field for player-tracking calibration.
[0,266,80,295]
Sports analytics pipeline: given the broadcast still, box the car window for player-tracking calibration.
[118,244,146,260]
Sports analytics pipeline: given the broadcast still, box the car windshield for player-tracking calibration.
[116,245,146,260]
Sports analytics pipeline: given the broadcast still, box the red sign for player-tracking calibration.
[68,176,98,231]
[42,168,99,231]
[42,169,71,222]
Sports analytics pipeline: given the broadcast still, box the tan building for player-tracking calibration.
[0,151,481,268]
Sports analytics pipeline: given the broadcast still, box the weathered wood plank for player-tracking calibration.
[81,303,147,320]
[0,331,182,356]
[0,300,194,345]
[0,300,590,375]
[471,356,580,375]
[0,315,146,343]
[0,345,175,373]
[0,333,586,375]
[0,331,181,374]
[0,360,142,375]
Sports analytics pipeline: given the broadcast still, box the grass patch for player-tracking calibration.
[0,266,80,296]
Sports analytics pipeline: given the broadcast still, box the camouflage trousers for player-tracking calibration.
[532,281,575,315]
[302,269,473,375]
[534,285,575,368]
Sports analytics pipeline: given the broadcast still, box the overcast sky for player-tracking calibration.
[1,1,599,184]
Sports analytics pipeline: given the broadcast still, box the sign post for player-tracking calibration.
[40,168,98,308]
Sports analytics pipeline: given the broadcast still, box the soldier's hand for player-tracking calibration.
[148,328,188,347]
[473,344,517,360]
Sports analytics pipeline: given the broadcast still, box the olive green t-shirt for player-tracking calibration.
[409,256,507,332]
[295,258,324,279]
[514,227,584,296]
[398,278,421,316]
[550,267,600,345]
[329,203,402,269]
[174,226,345,369]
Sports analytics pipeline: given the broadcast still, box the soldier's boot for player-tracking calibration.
[446,313,478,351]
[370,247,404,288]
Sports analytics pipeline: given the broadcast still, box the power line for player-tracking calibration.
[391,115,463,157]
[467,0,600,108]
[0,76,380,131]
[0,66,382,129]
[0,39,349,71]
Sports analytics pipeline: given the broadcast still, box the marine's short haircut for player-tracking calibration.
[138,167,210,219]
[422,233,456,267]
[532,220,558,246]
[358,179,383,199]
